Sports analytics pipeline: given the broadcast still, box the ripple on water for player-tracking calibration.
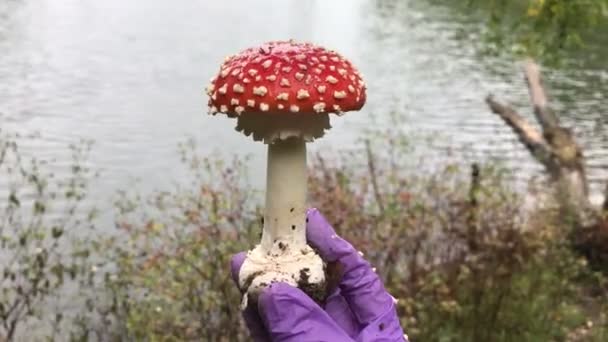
[0,0,607,219]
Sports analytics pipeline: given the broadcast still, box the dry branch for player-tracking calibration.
[485,95,556,171]
[524,60,560,130]
[486,59,595,224]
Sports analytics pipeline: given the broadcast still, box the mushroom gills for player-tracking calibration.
[235,112,331,143]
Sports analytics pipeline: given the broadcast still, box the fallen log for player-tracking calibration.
[485,59,598,225]
[485,59,608,270]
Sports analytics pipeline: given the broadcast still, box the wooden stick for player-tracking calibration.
[485,95,556,170]
[524,59,560,130]
[365,139,385,215]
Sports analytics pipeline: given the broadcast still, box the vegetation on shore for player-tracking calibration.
[427,0,608,63]
[1,127,606,341]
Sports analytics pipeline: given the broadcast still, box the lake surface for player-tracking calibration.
[1,0,607,226]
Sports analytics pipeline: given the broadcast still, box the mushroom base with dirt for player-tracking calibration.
[238,137,327,306]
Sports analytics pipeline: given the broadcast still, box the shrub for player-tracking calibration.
[93,134,607,341]
[0,131,98,340]
[96,140,260,341]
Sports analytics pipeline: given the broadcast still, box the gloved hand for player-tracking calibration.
[230,208,409,342]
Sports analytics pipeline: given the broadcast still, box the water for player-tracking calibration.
[1,0,607,225]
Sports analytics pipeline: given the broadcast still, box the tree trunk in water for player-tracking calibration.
[485,59,600,226]
[485,59,608,270]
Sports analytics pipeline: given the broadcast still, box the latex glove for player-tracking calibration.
[230,208,408,342]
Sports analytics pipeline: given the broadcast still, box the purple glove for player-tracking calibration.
[230,208,409,342]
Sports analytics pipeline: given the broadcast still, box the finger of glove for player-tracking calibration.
[243,304,272,342]
[357,303,407,342]
[258,282,354,342]
[230,251,247,288]
[230,252,270,341]
[306,208,394,325]
[324,288,359,339]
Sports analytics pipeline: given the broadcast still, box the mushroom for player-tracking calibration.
[205,40,366,305]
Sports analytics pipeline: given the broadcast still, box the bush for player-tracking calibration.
[2,131,606,341]
[96,140,260,341]
[0,131,98,340]
[92,134,607,341]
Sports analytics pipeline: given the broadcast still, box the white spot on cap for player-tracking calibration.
[243,78,251,84]
[220,69,230,78]
[295,72,304,81]
[247,99,255,107]
[320,55,328,62]
[298,64,307,70]
[330,56,340,62]
[313,102,326,113]
[262,60,272,69]
[350,75,356,81]
[205,83,215,96]
[333,104,342,112]
[338,68,347,77]
[295,54,306,61]
[329,65,336,71]
[305,75,312,85]
[253,86,268,96]
[348,85,355,93]
[231,69,240,76]
[218,84,228,95]
[277,104,284,110]
[290,105,300,113]
[311,56,320,63]
[235,106,245,115]
[208,106,218,114]
[233,84,244,93]
[280,78,290,87]
[334,90,347,99]
[266,75,277,81]
[220,105,228,112]
[318,64,326,69]
[253,56,262,63]
[282,66,292,73]
[255,75,261,81]
[260,103,269,111]
[230,98,239,106]
[317,85,326,94]
[276,92,289,101]
[211,92,217,100]
[326,76,338,84]
[313,68,322,75]
[296,89,310,100]
[248,69,258,77]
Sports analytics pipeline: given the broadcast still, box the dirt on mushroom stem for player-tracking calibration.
[236,137,327,305]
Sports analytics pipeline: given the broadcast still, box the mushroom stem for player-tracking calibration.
[261,138,307,252]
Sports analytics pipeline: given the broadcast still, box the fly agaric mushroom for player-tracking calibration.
[205,40,366,305]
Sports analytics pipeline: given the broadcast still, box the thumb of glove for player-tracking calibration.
[258,282,354,342]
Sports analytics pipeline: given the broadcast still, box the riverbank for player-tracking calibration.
[2,126,607,340]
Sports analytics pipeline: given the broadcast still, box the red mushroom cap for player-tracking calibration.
[205,40,366,117]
